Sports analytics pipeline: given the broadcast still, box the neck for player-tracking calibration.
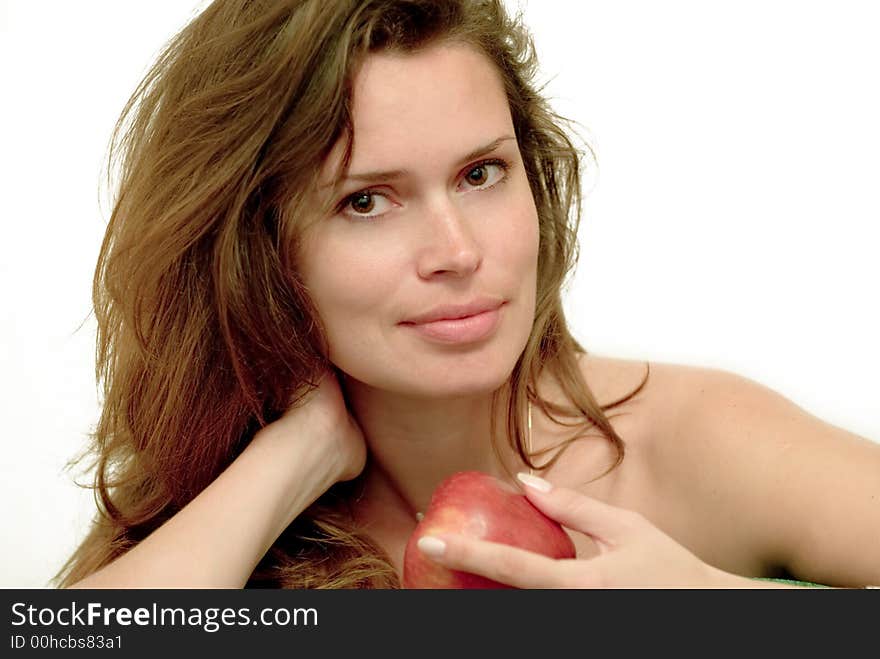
[344,376,526,517]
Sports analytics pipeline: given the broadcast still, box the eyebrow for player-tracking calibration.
[338,135,517,185]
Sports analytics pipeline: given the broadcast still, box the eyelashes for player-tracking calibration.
[335,158,512,220]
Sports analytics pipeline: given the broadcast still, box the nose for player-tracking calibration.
[416,198,483,279]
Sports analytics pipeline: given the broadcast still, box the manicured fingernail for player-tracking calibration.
[417,536,447,558]
[516,472,553,492]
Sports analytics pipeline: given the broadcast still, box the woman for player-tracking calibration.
[57,0,880,589]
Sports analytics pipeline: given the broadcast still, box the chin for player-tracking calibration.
[412,369,512,399]
[392,343,525,399]
[339,347,519,400]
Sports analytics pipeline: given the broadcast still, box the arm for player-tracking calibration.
[411,475,840,589]
[675,368,880,587]
[406,367,878,589]
[67,371,366,589]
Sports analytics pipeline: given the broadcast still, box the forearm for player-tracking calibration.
[67,427,342,589]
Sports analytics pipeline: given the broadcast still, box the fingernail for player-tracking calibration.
[516,472,553,492]
[417,536,447,558]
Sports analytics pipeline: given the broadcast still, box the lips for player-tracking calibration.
[399,298,506,344]
[400,298,505,325]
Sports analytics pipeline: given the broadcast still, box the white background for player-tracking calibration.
[1,1,877,587]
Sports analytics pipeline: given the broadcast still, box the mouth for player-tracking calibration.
[399,300,506,345]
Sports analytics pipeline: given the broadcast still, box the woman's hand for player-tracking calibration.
[416,473,728,588]
[259,368,367,484]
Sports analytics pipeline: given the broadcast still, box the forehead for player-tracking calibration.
[322,42,514,185]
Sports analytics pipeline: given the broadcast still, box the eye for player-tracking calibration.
[335,158,512,221]
[460,159,509,191]
[338,189,395,219]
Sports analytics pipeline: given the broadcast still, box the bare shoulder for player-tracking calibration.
[654,363,880,586]
[576,352,703,434]
[671,363,880,468]
[575,356,880,584]
[577,352,652,408]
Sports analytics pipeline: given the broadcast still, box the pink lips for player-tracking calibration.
[400,299,506,344]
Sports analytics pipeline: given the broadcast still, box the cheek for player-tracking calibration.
[301,258,384,365]
[492,185,540,274]
[299,233,419,373]
[299,235,387,326]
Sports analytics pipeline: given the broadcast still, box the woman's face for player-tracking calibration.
[298,42,539,399]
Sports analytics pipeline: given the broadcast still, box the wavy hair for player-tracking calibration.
[54,0,648,589]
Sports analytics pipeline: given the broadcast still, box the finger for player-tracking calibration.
[516,473,642,546]
[417,534,580,589]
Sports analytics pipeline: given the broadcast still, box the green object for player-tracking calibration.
[751,577,831,588]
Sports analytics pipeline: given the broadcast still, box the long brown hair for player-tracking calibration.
[55,0,648,589]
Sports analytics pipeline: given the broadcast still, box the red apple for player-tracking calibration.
[402,470,576,588]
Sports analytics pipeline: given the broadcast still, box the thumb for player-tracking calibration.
[516,472,638,546]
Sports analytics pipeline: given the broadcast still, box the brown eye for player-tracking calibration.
[460,160,508,191]
[466,166,489,186]
[350,192,375,214]
[338,189,395,220]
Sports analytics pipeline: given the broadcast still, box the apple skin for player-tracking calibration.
[402,470,576,588]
